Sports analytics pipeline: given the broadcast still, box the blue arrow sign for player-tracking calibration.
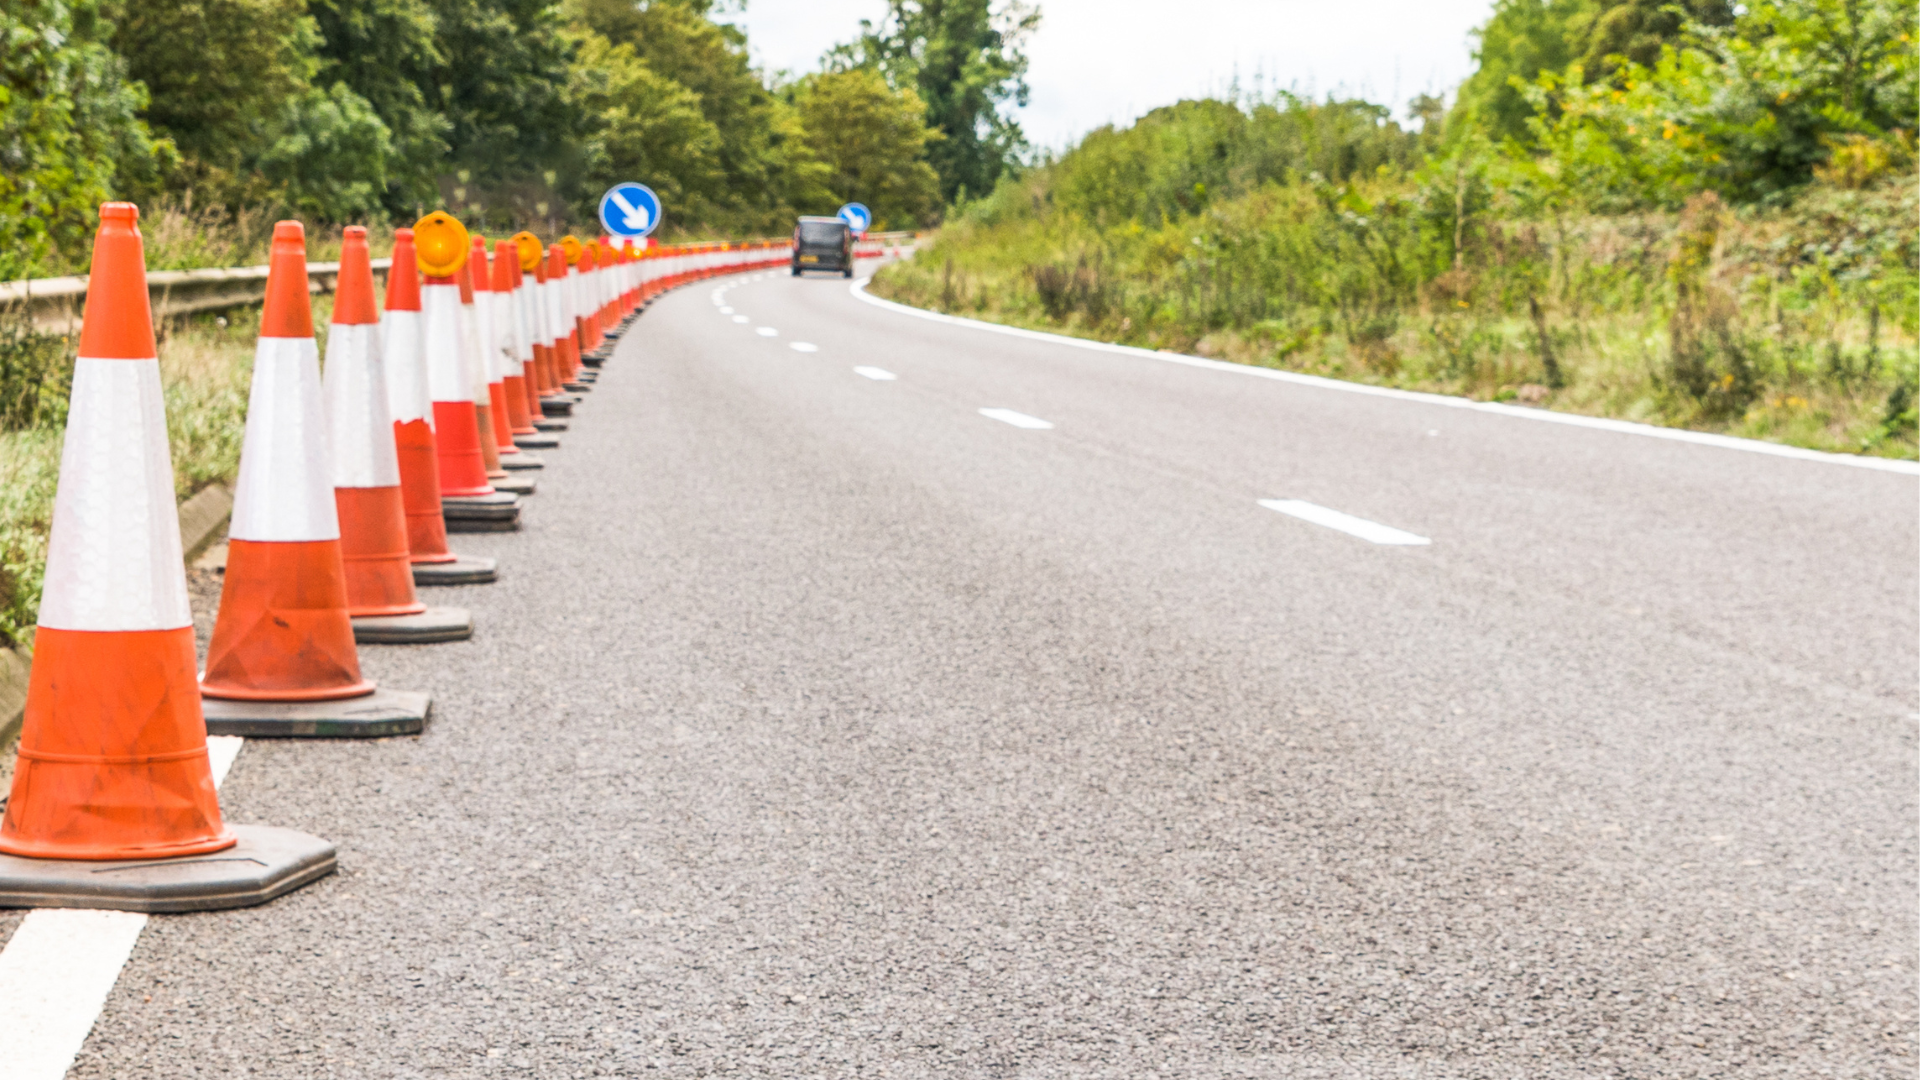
[599,183,662,238]
[836,202,871,236]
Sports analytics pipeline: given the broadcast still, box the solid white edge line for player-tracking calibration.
[980,407,1054,430]
[853,366,896,380]
[0,735,247,1080]
[849,279,1920,477]
[1259,499,1431,546]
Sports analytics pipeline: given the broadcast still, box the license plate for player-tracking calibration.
[799,255,818,263]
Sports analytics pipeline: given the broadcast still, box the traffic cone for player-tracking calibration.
[493,239,539,442]
[456,252,505,481]
[469,235,536,492]
[550,245,586,391]
[323,225,472,644]
[535,246,576,420]
[198,221,430,736]
[0,203,334,910]
[509,234,561,448]
[417,211,521,532]
[385,228,498,586]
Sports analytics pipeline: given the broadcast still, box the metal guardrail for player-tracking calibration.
[0,259,393,336]
[0,230,920,336]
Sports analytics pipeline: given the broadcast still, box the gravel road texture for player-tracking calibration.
[45,262,1918,1077]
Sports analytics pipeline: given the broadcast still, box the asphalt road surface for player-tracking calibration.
[46,260,1920,1077]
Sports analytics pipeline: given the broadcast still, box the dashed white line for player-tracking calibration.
[980,408,1053,430]
[790,342,819,353]
[731,315,749,324]
[1258,499,1431,545]
[0,734,248,1080]
[756,327,778,337]
[718,306,734,314]
[853,366,896,380]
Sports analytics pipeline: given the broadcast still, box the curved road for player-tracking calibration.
[46,260,1920,1076]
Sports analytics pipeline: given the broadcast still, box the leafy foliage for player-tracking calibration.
[794,69,941,228]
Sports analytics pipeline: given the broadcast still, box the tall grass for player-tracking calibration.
[872,163,1917,459]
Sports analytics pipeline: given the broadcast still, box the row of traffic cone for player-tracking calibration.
[0,204,790,912]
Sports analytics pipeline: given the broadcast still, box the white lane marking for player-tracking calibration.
[854,366,896,380]
[790,342,819,353]
[719,306,734,315]
[207,735,243,785]
[0,910,150,1080]
[0,735,248,1080]
[756,327,778,337]
[731,315,749,324]
[849,281,1920,477]
[1259,499,1430,545]
[980,407,1053,430]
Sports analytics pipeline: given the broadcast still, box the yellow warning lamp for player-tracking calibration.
[582,239,601,267]
[413,212,469,277]
[512,231,543,272]
[560,234,583,266]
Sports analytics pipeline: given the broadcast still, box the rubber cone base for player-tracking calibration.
[443,491,520,533]
[352,607,473,644]
[534,419,569,432]
[0,824,335,913]
[514,434,560,450]
[492,475,536,495]
[413,555,497,586]
[501,453,545,470]
[202,688,431,738]
[540,399,574,417]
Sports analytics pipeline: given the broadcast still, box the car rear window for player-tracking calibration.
[798,221,846,243]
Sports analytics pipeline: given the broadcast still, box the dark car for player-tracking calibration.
[792,216,853,277]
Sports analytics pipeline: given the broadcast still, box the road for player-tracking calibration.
[38,260,1919,1077]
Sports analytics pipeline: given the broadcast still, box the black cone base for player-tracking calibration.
[353,607,473,644]
[539,398,574,417]
[490,474,536,495]
[514,433,560,450]
[0,825,336,913]
[202,688,432,738]
[413,555,498,585]
[501,452,545,470]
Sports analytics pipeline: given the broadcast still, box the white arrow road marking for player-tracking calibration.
[1258,499,1431,546]
[606,188,651,231]
[756,327,778,337]
[0,736,247,1080]
[853,366,896,380]
[980,408,1053,429]
[790,342,819,353]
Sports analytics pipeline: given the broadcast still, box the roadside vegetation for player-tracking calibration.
[872,0,1917,459]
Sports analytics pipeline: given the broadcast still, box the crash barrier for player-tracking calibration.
[0,258,396,335]
[0,205,795,912]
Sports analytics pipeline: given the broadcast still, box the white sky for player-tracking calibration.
[727,0,1496,151]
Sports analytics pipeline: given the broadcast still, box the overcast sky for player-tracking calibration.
[726,0,1496,151]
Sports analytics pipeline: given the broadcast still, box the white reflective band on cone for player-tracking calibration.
[545,273,566,349]
[513,281,535,364]
[382,309,432,428]
[37,357,192,632]
[491,283,521,377]
[230,336,340,543]
[462,290,491,405]
[423,283,466,404]
[324,323,401,489]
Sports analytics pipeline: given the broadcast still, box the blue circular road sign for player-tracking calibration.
[836,202,871,235]
[599,183,662,238]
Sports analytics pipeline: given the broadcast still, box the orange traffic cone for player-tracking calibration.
[457,252,505,482]
[323,225,472,644]
[550,245,584,388]
[201,222,374,702]
[384,228,498,586]
[494,239,538,438]
[418,212,521,532]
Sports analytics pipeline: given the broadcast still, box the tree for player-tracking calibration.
[795,69,941,227]
[427,0,576,189]
[308,0,449,212]
[1575,0,1735,76]
[565,29,724,224]
[0,0,170,276]
[1452,0,1594,144]
[827,0,1040,204]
